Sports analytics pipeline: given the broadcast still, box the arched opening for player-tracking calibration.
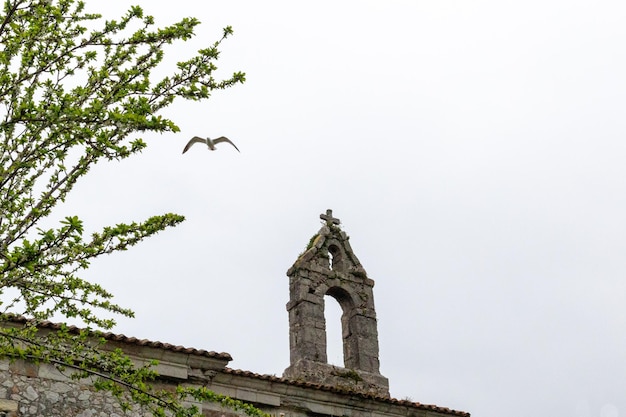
[328,244,342,271]
[324,295,343,366]
[325,287,356,368]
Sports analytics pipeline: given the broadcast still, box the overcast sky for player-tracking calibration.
[52,1,626,417]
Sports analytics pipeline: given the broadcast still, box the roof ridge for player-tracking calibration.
[222,368,470,417]
[1,314,232,360]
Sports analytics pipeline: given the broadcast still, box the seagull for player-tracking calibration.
[182,136,240,154]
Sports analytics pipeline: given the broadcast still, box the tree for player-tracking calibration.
[0,1,261,416]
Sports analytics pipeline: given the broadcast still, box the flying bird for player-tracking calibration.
[182,136,240,154]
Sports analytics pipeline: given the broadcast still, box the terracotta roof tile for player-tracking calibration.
[222,368,470,417]
[2,314,232,360]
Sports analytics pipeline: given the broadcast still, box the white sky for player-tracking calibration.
[54,1,626,417]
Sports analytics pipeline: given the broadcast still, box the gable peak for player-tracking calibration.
[289,210,366,277]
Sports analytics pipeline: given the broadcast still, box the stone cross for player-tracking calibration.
[320,209,340,226]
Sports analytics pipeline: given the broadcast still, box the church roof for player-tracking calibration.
[223,368,470,417]
[1,211,469,417]
[2,314,231,360]
[2,314,469,417]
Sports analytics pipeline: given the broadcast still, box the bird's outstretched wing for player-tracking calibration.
[212,136,240,152]
[182,136,207,154]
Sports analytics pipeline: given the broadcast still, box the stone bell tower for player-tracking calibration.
[283,210,389,397]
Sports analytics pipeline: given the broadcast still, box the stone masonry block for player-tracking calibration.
[37,363,70,382]
[9,360,38,378]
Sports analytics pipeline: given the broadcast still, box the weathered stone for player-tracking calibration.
[0,398,18,412]
[38,363,69,382]
[44,390,60,403]
[50,381,73,393]
[10,360,38,378]
[23,385,38,401]
[320,209,341,226]
[283,210,389,397]
[77,390,91,401]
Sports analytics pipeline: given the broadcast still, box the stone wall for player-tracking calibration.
[0,359,136,417]
[0,350,468,417]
